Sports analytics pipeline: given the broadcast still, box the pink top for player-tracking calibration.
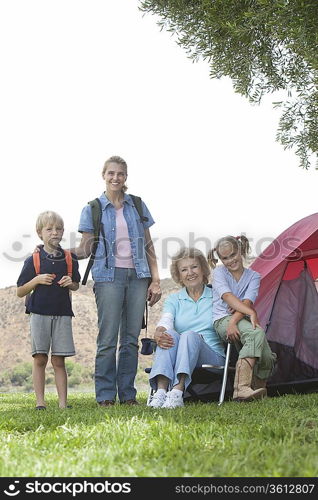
[115,207,134,268]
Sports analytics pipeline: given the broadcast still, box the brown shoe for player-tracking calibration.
[120,399,139,406]
[98,400,115,407]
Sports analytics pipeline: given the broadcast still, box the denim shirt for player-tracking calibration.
[78,193,155,282]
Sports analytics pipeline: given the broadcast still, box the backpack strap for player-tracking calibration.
[90,198,103,240]
[129,194,149,331]
[82,198,104,285]
[129,194,149,223]
[32,252,41,275]
[64,250,73,277]
[33,250,73,277]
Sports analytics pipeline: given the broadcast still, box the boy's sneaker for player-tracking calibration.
[148,389,167,408]
[161,389,184,409]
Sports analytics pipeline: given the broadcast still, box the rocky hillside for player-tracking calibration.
[0,279,179,373]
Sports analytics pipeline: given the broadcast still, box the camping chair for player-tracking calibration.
[145,342,235,406]
[202,342,233,406]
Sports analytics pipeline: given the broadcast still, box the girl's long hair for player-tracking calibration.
[207,235,250,268]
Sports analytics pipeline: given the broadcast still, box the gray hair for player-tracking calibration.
[170,247,210,286]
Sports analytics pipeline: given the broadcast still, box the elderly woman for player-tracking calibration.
[77,156,161,406]
[148,247,225,409]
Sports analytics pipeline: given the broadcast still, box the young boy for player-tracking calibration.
[17,211,80,409]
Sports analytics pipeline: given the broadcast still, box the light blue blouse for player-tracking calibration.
[162,285,225,357]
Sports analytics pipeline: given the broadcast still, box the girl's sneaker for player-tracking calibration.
[148,389,167,408]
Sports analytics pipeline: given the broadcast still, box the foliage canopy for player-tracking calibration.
[139,0,318,169]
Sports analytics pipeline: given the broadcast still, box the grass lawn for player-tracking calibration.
[0,391,317,477]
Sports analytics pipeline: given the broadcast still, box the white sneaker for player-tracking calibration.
[161,389,184,409]
[148,389,167,408]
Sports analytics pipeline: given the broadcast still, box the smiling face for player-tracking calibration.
[217,242,243,274]
[177,257,204,289]
[103,161,127,195]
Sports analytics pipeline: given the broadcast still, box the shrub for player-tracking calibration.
[0,361,94,390]
[65,361,94,387]
[68,375,82,387]
[8,362,33,386]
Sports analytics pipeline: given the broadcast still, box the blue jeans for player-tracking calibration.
[149,330,225,391]
[93,268,148,402]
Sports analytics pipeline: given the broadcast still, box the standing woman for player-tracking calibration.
[76,156,161,406]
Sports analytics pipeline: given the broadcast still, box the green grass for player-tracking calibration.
[0,392,317,477]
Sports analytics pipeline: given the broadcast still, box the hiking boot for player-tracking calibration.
[161,389,184,409]
[148,389,167,408]
[252,375,268,397]
[120,399,139,406]
[233,359,267,402]
[98,400,115,407]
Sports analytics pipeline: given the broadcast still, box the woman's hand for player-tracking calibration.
[147,281,162,306]
[154,327,174,349]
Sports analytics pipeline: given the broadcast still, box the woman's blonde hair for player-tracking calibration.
[170,247,211,286]
[207,235,250,269]
[36,211,64,237]
[102,155,128,193]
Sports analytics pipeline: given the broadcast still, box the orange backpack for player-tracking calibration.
[32,250,73,277]
[25,250,73,312]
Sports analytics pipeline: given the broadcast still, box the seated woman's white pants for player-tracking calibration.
[149,330,225,392]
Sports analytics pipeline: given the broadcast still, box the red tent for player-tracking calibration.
[251,213,318,395]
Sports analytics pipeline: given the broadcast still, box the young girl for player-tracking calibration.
[208,235,276,402]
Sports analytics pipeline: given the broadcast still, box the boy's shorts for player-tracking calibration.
[30,313,75,357]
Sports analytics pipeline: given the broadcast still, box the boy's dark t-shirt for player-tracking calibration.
[17,247,81,316]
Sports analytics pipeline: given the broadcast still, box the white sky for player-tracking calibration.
[1,0,317,288]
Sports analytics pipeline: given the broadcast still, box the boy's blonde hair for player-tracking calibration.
[36,211,64,238]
